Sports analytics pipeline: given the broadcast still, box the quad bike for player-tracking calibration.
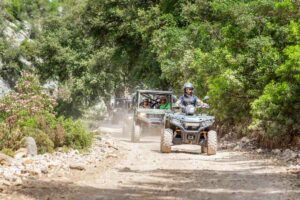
[111,97,131,125]
[161,101,217,155]
[130,90,173,142]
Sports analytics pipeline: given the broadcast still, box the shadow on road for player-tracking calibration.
[120,139,158,144]
[10,165,299,200]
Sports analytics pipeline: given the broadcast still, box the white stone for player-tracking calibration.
[272,149,281,155]
[256,148,263,153]
[241,137,250,143]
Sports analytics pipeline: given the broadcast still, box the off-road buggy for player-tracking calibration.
[161,98,217,155]
[111,97,131,124]
[131,90,173,142]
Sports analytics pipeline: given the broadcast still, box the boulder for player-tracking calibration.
[25,137,37,156]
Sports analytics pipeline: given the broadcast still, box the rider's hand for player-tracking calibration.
[200,103,209,108]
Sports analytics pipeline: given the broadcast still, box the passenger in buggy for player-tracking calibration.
[159,96,171,109]
[142,98,150,109]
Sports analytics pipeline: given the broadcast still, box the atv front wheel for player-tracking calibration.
[160,128,173,153]
[207,130,217,155]
[131,123,141,142]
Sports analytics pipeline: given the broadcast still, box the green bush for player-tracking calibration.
[62,118,93,150]
[0,148,15,157]
[250,19,300,147]
[21,127,54,154]
[0,72,92,153]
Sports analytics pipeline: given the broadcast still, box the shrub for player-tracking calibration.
[0,72,92,153]
[1,148,15,157]
[62,118,93,150]
[21,127,54,154]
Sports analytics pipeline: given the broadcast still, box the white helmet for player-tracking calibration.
[184,82,193,90]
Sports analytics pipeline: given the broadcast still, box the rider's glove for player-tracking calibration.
[200,103,210,109]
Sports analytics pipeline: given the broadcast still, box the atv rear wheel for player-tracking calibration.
[207,130,217,155]
[160,128,173,153]
[131,122,141,142]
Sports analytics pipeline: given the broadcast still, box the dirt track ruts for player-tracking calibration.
[1,126,299,200]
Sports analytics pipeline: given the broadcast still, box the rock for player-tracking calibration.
[3,171,18,182]
[256,148,263,153]
[25,137,37,156]
[41,166,48,174]
[222,134,229,141]
[241,137,250,144]
[69,164,86,171]
[227,143,236,149]
[12,177,23,186]
[0,179,11,187]
[282,149,297,161]
[0,77,11,97]
[0,153,14,166]
[106,154,118,158]
[24,168,41,176]
[233,145,242,151]
[22,159,34,165]
[272,149,281,155]
[15,148,28,159]
[122,167,131,172]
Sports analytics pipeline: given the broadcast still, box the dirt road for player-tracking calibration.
[2,126,300,200]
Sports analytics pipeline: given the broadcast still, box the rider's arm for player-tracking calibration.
[196,97,204,106]
[196,97,209,108]
[175,96,184,108]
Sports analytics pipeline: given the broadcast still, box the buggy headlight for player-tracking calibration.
[184,122,200,127]
[138,113,146,117]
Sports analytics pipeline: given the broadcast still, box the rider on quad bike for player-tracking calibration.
[160,82,217,155]
[176,83,208,111]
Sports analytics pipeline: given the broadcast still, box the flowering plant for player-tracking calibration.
[0,72,92,153]
[0,72,57,128]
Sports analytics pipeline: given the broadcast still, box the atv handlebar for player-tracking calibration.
[172,104,210,110]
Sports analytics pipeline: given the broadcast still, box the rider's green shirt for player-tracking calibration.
[159,103,171,109]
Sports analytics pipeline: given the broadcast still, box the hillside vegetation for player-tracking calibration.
[0,0,299,148]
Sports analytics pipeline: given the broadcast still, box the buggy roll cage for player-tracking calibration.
[132,90,173,109]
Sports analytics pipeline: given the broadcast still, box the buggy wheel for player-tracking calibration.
[131,122,140,142]
[207,130,217,155]
[160,128,173,153]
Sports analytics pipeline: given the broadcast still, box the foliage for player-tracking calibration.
[0,72,92,153]
[0,0,299,147]
[0,148,15,157]
[3,0,60,21]
[251,20,300,146]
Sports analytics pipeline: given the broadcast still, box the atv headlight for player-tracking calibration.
[201,120,214,127]
[184,122,200,127]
